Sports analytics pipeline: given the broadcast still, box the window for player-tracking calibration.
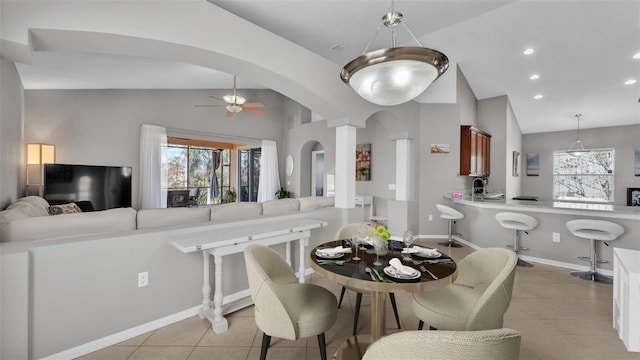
[239,148,261,202]
[166,142,231,205]
[553,149,615,202]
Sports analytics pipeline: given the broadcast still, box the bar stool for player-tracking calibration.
[566,219,624,284]
[495,212,538,267]
[436,204,464,248]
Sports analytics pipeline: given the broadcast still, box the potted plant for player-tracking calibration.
[275,187,291,199]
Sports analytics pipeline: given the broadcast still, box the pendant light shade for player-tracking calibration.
[340,9,449,106]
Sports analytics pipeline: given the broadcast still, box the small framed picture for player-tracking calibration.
[512,151,520,177]
[628,188,640,206]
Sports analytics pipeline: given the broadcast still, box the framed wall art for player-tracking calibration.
[512,151,520,177]
[356,144,371,181]
[628,188,640,206]
[526,152,540,176]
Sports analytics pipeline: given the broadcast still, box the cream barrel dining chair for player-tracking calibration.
[362,328,521,360]
[412,248,517,331]
[334,223,401,334]
[244,244,338,360]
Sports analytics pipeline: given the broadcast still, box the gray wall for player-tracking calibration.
[0,57,23,209]
[522,124,640,205]
[24,89,287,208]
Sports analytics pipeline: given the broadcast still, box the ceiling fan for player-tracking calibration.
[195,76,266,118]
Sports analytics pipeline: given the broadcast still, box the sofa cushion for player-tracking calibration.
[210,202,263,222]
[0,196,50,223]
[136,208,211,229]
[262,198,300,216]
[0,207,137,242]
[298,196,335,211]
[48,203,83,216]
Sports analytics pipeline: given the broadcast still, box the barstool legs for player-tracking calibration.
[512,230,533,267]
[438,219,462,248]
[571,238,613,284]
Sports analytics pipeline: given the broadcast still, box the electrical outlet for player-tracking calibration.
[553,232,560,243]
[138,271,148,287]
[428,214,433,221]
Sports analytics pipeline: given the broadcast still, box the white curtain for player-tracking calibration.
[257,140,281,202]
[139,124,168,208]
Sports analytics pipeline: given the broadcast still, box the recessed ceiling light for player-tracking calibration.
[633,52,640,59]
[529,74,540,80]
[533,94,543,100]
[523,48,534,55]
[624,79,637,85]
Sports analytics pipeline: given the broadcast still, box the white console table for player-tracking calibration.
[169,217,327,334]
[613,247,640,352]
[355,195,373,221]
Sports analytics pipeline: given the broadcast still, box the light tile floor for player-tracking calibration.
[76,239,640,360]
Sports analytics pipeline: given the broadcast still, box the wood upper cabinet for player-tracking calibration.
[460,125,491,176]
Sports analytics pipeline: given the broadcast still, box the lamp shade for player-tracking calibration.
[341,47,448,106]
[26,143,55,165]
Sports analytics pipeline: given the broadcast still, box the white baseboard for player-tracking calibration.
[41,305,202,360]
[419,234,613,276]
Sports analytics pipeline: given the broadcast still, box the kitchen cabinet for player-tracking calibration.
[460,125,491,176]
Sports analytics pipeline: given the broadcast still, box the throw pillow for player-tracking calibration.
[48,203,83,216]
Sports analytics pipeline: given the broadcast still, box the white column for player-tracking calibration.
[395,138,413,201]
[335,125,356,209]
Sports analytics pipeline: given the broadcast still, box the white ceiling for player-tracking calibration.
[15,0,640,134]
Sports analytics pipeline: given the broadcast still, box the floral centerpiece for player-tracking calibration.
[371,225,391,242]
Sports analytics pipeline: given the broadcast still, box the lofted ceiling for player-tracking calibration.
[14,0,640,134]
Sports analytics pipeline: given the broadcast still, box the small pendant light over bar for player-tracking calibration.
[567,114,587,157]
[340,4,449,106]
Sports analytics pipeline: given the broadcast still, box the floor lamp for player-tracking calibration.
[25,143,55,197]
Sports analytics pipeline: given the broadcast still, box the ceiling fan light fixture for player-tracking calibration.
[340,9,448,106]
[226,104,243,113]
[223,94,246,105]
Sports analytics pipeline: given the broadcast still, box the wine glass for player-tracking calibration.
[351,232,361,261]
[372,236,384,266]
[403,230,414,261]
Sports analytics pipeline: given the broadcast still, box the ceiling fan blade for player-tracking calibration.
[209,96,228,103]
[226,111,234,118]
[243,108,267,117]
[242,102,265,108]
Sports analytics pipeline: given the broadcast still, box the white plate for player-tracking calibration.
[315,250,344,259]
[410,247,441,259]
[384,266,420,280]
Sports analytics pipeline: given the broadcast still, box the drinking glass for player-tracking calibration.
[403,230,414,261]
[351,233,361,261]
[372,236,384,266]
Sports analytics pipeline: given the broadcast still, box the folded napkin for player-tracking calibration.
[402,246,440,257]
[316,246,352,256]
[389,258,417,276]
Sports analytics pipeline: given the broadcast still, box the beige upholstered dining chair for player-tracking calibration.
[334,223,401,335]
[412,247,518,331]
[362,328,521,360]
[244,244,338,360]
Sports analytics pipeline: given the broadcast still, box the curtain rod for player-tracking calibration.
[165,127,272,143]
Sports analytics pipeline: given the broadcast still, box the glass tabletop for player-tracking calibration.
[310,239,457,285]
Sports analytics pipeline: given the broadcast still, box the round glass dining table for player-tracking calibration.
[309,239,457,360]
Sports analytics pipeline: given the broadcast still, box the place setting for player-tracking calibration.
[315,245,352,265]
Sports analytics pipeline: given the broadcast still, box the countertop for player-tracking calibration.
[444,195,640,220]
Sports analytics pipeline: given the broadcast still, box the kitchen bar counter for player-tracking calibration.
[447,196,640,220]
[442,195,639,271]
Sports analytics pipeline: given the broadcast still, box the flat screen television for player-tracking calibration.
[44,164,132,211]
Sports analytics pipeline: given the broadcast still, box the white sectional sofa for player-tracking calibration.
[0,195,346,360]
[0,196,335,242]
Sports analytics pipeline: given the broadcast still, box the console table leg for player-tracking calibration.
[298,237,306,284]
[212,254,228,334]
[285,241,292,266]
[198,251,212,320]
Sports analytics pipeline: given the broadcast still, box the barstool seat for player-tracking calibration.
[436,204,464,248]
[566,219,624,283]
[496,212,538,267]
